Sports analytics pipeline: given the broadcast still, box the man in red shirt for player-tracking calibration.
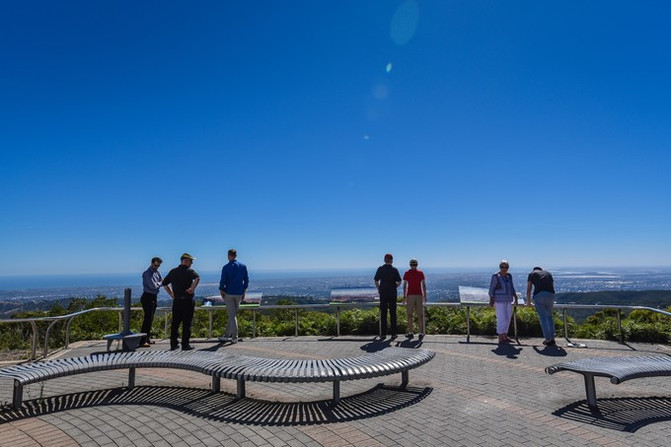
[403,258,427,340]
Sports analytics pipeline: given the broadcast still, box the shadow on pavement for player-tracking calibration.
[396,339,423,349]
[491,344,522,359]
[552,396,671,432]
[0,384,431,426]
[532,346,568,357]
[360,337,395,352]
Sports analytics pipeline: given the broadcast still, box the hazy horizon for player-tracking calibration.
[2,265,671,292]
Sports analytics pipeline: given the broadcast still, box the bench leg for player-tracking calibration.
[583,374,598,408]
[237,379,245,399]
[13,381,23,410]
[401,370,409,388]
[333,381,340,404]
[212,376,220,393]
[128,367,136,389]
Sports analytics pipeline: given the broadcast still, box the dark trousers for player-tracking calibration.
[379,295,397,336]
[140,292,157,344]
[171,298,195,349]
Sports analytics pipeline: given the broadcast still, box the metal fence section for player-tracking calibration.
[1,302,670,360]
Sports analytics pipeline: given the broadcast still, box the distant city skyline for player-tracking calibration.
[2,1,670,276]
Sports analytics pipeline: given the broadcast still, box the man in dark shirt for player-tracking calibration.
[162,253,200,351]
[526,267,556,346]
[374,253,402,339]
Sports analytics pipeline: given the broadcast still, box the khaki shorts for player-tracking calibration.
[406,295,424,317]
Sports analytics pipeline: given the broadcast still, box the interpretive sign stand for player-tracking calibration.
[103,288,144,351]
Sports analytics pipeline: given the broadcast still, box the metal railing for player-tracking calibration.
[1,302,670,360]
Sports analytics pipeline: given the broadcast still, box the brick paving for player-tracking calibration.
[1,335,671,446]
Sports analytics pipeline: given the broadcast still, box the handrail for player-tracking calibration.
[0,307,123,359]
[1,302,669,359]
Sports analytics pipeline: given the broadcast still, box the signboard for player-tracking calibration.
[458,286,525,305]
[203,292,262,307]
[458,286,490,304]
[241,292,262,306]
[330,287,379,304]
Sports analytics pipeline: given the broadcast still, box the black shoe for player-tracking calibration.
[170,345,179,351]
[379,335,387,340]
[406,333,413,339]
[546,339,557,347]
[390,335,397,340]
[182,345,195,351]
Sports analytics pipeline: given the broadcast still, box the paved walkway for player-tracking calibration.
[1,335,671,446]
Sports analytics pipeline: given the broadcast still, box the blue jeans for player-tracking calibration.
[533,291,555,341]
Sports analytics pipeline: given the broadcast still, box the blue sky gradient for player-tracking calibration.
[2,1,670,276]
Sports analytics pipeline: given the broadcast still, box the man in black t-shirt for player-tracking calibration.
[163,253,200,351]
[526,267,556,346]
[374,253,402,338]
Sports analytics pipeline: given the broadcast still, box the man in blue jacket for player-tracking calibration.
[218,249,249,344]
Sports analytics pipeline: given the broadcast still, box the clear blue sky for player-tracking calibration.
[2,1,670,276]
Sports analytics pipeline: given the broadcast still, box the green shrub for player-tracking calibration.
[3,297,671,352]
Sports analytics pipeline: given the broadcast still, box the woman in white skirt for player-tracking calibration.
[488,260,518,344]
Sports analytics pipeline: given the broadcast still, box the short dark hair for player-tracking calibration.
[533,266,543,271]
[151,257,163,264]
[228,249,237,257]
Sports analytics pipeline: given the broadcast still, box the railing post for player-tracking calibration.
[295,309,299,337]
[44,319,61,358]
[122,288,132,335]
[466,305,471,343]
[252,308,257,338]
[30,321,38,360]
[617,309,623,343]
[208,308,213,339]
[336,306,341,337]
[379,306,382,337]
[65,316,75,348]
[563,308,569,340]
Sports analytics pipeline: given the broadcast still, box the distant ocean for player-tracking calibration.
[1,267,671,303]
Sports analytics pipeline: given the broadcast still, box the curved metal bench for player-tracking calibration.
[545,355,671,408]
[0,347,434,409]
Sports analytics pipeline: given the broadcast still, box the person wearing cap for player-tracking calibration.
[488,260,518,344]
[526,267,557,347]
[374,253,402,339]
[218,249,249,344]
[139,256,163,347]
[162,253,200,351]
[403,258,426,340]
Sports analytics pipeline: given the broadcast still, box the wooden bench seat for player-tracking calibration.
[545,355,671,408]
[0,347,434,409]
